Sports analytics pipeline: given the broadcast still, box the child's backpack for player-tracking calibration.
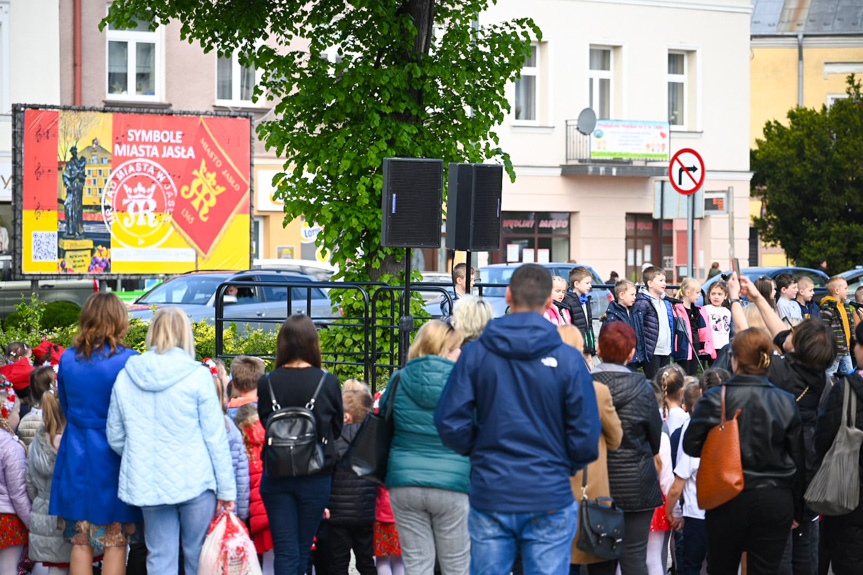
[262,370,327,478]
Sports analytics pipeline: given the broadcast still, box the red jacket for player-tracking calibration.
[0,358,34,391]
[245,421,273,553]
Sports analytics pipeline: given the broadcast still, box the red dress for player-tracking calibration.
[0,513,27,548]
[650,494,672,532]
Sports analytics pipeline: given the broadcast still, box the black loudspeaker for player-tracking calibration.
[445,163,503,251]
[381,158,444,248]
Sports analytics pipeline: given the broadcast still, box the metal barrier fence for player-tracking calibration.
[212,279,681,391]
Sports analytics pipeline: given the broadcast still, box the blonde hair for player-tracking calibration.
[826,276,847,295]
[676,277,701,300]
[551,275,567,286]
[145,307,196,357]
[451,295,493,342]
[408,320,463,361]
[797,276,815,290]
[557,324,585,353]
[743,303,768,331]
[344,379,371,394]
[343,389,373,423]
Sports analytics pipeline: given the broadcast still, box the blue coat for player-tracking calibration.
[435,312,601,514]
[227,419,250,520]
[631,292,675,361]
[382,355,470,494]
[603,301,645,364]
[106,347,236,507]
[50,346,142,525]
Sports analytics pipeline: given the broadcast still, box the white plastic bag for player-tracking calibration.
[198,511,262,575]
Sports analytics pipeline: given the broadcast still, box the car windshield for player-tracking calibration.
[137,275,228,305]
[478,266,603,297]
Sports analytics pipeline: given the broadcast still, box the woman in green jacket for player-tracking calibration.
[381,320,470,575]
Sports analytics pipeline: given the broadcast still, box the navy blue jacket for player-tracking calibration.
[434,312,601,513]
[563,292,596,355]
[603,301,644,364]
[797,300,821,320]
[631,292,675,361]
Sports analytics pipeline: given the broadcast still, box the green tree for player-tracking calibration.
[752,75,863,272]
[103,0,538,284]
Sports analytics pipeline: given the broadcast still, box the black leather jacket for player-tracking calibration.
[683,374,805,521]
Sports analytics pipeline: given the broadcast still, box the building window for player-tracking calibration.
[0,2,8,116]
[217,51,257,104]
[514,45,538,122]
[106,14,161,100]
[253,216,264,259]
[589,47,612,120]
[493,212,570,265]
[827,94,849,107]
[668,52,686,127]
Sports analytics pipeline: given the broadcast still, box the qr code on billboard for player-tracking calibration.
[32,231,58,262]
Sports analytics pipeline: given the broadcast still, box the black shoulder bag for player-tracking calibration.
[347,373,401,485]
[575,465,625,561]
[263,370,328,478]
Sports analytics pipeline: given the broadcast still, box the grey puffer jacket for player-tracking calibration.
[0,429,30,527]
[26,428,72,563]
[592,363,663,512]
[17,410,43,450]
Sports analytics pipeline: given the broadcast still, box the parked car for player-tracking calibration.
[252,259,338,282]
[838,267,863,298]
[127,270,336,330]
[475,263,613,320]
[0,256,98,318]
[698,266,829,306]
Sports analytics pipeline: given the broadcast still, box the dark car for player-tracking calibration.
[698,266,829,306]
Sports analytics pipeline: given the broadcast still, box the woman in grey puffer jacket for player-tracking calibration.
[27,425,73,566]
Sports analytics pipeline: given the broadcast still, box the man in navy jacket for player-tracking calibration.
[434,263,601,575]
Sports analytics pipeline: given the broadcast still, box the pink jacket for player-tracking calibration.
[544,304,571,326]
[672,304,717,360]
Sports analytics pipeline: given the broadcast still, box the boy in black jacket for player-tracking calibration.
[562,266,596,355]
[329,390,378,575]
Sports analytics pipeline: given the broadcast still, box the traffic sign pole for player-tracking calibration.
[668,148,705,280]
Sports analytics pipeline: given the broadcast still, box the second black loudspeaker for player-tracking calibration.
[446,163,503,251]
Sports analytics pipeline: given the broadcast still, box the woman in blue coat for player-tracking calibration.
[50,292,142,575]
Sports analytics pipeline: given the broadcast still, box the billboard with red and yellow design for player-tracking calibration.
[17,106,251,276]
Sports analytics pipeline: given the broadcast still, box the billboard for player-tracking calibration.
[14,105,252,277]
[590,120,670,161]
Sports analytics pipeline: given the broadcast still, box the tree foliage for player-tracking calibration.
[752,75,863,271]
[103,0,539,284]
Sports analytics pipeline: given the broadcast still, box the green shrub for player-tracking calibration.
[41,301,81,331]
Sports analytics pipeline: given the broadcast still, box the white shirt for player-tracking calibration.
[674,420,705,519]
[651,294,672,356]
[703,305,731,350]
[666,406,689,435]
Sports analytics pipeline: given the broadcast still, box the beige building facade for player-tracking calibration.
[476,0,753,282]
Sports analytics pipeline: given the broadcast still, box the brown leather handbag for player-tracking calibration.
[696,384,744,510]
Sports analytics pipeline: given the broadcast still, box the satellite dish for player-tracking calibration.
[576,108,597,135]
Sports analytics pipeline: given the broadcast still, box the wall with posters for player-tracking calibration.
[15,106,252,277]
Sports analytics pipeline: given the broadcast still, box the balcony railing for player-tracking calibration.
[565,120,669,167]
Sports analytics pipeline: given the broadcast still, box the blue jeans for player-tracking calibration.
[469,502,577,575]
[140,489,216,575]
[827,354,853,377]
[261,473,331,575]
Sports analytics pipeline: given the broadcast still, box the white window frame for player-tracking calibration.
[513,43,539,125]
[827,93,849,107]
[253,216,265,259]
[105,15,163,102]
[216,48,261,106]
[667,51,687,129]
[589,46,613,121]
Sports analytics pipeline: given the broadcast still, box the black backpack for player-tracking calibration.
[263,370,328,478]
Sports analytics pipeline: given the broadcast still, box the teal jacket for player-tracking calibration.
[383,355,470,493]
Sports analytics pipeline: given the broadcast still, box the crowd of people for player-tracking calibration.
[0,262,862,575]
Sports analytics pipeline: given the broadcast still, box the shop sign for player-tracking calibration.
[502,212,569,235]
